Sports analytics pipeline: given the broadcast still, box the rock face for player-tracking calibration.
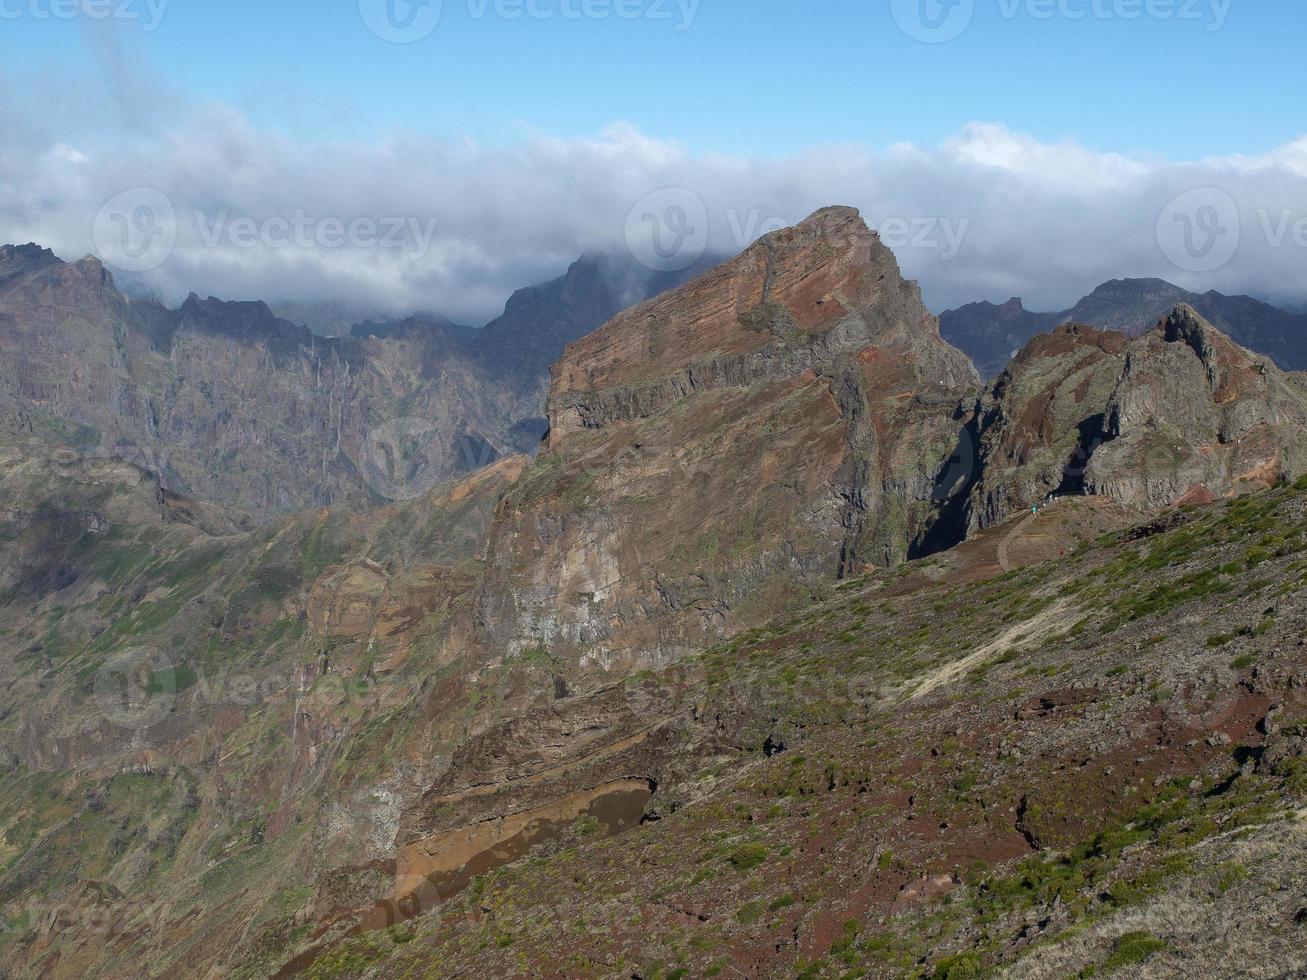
[956,305,1307,529]
[942,278,1307,378]
[476,207,979,675]
[1086,305,1307,509]
[956,323,1130,532]
[0,245,705,519]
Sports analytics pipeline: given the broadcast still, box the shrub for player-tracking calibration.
[1098,931,1167,973]
[728,842,769,872]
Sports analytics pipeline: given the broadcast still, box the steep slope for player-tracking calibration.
[475,206,979,679]
[942,278,1307,378]
[955,306,1307,533]
[298,476,1307,980]
[0,435,528,979]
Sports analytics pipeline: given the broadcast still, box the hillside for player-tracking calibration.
[295,478,1307,978]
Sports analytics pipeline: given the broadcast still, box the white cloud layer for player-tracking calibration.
[4,58,1307,324]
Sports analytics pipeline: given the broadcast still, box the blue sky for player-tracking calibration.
[3,0,1306,321]
[1,0,1297,159]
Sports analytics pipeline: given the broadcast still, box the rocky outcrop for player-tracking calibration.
[957,306,1307,526]
[1085,305,1307,509]
[958,323,1129,531]
[478,207,979,676]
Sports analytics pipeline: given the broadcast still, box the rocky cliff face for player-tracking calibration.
[956,305,1307,530]
[1086,305,1307,509]
[476,207,979,677]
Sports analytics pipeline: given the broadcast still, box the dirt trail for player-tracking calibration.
[908,599,1070,702]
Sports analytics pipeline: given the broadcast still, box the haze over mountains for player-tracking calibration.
[5,209,1307,977]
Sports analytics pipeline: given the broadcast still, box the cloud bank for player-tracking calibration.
[3,56,1307,324]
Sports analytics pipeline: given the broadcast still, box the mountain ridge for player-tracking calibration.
[942,277,1307,378]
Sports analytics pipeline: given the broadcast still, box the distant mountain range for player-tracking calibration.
[941,278,1307,378]
[0,242,712,518]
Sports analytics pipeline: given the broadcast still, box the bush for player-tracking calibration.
[728,842,769,872]
[933,951,984,978]
[1098,931,1167,974]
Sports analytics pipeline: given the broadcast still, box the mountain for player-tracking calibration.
[6,212,1307,979]
[938,305,1307,543]
[474,206,978,678]
[942,277,1307,378]
[0,244,707,519]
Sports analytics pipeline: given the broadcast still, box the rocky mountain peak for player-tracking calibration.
[548,206,976,439]
[0,242,62,279]
[1158,302,1224,386]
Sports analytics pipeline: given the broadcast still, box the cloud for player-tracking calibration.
[2,57,1307,323]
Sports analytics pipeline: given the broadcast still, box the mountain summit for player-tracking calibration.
[476,206,979,678]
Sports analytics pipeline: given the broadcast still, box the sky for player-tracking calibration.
[2,0,1306,323]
